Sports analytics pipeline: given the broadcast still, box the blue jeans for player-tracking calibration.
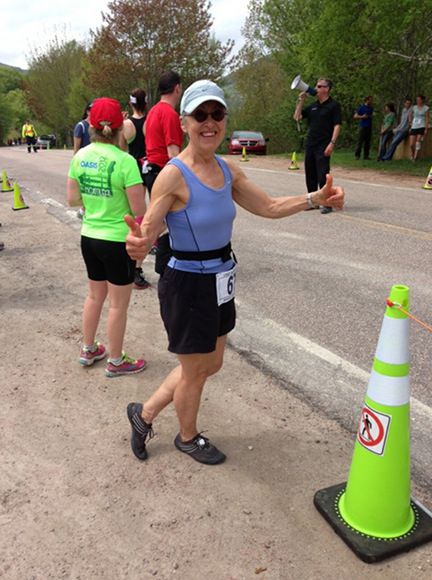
[378,130,394,159]
[382,130,408,160]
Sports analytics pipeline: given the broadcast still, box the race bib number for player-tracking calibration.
[216,265,237,306]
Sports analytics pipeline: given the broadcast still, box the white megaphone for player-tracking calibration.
[291,75,317,96]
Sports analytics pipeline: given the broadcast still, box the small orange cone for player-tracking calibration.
[12,182,29,211]
[422,166,432,190]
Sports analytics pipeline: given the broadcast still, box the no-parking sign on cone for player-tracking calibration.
[314,284,432,563]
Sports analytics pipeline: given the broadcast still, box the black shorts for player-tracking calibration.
[410,128,425,136]
[158,267,236,354]
[143,164,163,198]
[81,236,135,285]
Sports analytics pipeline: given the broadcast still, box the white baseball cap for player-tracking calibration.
[180,80,227,115]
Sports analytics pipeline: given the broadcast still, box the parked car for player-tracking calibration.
[227,130,269,155]
[36,134,56,149]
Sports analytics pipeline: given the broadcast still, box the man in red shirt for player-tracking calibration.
[143,71,183,274]
[143,70,183,194]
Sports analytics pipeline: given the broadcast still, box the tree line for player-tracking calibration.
[1,0,232,146]
[232,0,432,153]
[1,0,431,153]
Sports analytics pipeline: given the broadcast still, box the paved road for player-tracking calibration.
[2,145,432,486]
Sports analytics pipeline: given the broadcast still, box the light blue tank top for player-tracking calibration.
[166,156,236,274]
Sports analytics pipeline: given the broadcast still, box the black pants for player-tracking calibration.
[304,145,330,194]
[143,164,162,197]
[143,164,171,275]
[26,136,37,153]
[355,126,372,159]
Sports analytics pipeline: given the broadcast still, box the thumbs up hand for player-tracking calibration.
[314,174,344,210]
[124,214,150,260]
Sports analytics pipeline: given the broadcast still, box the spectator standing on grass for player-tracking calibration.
[353,96,373,160]
[67,97,147,378]
[382,98,413,161]
[22,120,38,153]
[409,95,430,161]
[293,77,342,215]
[377,103,396,161]
[120,88,151,289]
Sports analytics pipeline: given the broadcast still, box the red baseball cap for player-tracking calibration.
[90,97,124,130]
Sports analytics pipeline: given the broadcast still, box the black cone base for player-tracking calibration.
[314,482,432,563]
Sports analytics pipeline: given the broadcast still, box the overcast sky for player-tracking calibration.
[0,0,249,69]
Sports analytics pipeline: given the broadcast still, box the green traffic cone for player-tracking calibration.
[338,284,412,537]
[422,166,432,190]
[288,151,299,170]
[1,170,13,192]
[314,284,432,562]
[12,182,29,211]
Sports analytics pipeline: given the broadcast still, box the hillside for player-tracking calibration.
[0,62,27,74]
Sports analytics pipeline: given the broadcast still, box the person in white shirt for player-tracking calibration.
[409,95,430,161]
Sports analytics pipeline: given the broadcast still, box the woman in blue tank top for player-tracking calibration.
[124,80,345,466]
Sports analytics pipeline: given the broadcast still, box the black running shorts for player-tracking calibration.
[81,236,135,285]
[409,128,425,136]
[158,267,236,354]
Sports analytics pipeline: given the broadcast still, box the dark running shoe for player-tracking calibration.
[174,433,226,465]
[320,206,333,214]
[134,267,151,289]
[127,402,154,460]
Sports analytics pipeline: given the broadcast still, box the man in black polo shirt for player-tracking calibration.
[294,78,342,214]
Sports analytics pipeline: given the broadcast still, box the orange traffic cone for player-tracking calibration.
[12,182,29,211]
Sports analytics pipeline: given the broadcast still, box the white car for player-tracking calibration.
[36,134,56,149]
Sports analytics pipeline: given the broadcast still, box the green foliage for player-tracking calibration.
[86,0,234,106]
[233,0,432,153]
[0,64,27,144]
[9,0,432,161]
[0,93,14,143]
[0,66,23,93]
[228,56,298,153]
[26,35,87,145]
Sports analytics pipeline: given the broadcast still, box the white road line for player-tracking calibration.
[232,297,432,425]
[40,198,65,208]
[244,166,421,192]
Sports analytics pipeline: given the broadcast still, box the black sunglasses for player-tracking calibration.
[316,84,328,89]
[187,108,227,123]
